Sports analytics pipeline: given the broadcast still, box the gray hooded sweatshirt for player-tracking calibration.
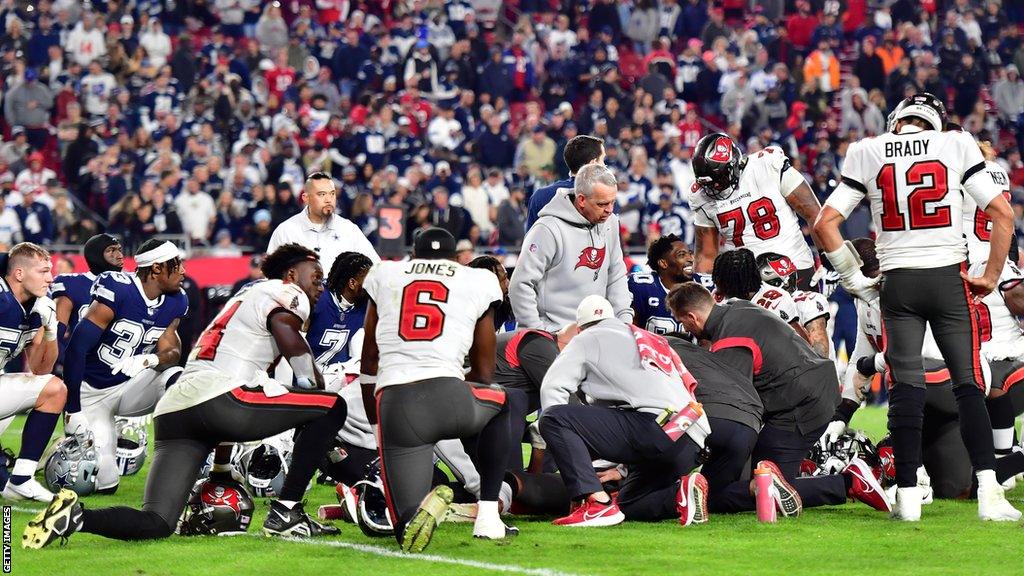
[510,189,633,331]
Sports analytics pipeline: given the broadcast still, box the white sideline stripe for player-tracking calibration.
[5,506,577,576]
[272,536,578,576]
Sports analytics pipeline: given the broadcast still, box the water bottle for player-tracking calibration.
[754,467,777,523]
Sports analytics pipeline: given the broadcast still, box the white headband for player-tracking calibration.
[135,242,180,268]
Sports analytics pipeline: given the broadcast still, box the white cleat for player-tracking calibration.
[978,485,1022,521]
[472,500,519,540]
[890,486,922,522]
[2,478,54,503]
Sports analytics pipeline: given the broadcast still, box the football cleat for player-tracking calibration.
[977,485,1021,522]
[472,502,519,540]
[0,447,13,491]
[843,458,891,512]
[677,472,709,526]
[446,502,478,523]
[263,500,340,538]
[756,460,802,517]
[401,485,454,553]
[22,489,83,549]
[552,495,625,527]
[3,477,55,502]
[890,486,922,521]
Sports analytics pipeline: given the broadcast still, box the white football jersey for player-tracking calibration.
[157,279,312,415]
[826,127,1000,272]
[963,160,1011,264]
[744,283,800,324]
[364,259,502,389]
[689,146,815,269]
[793,289,834,359]
[968,259,1024,361]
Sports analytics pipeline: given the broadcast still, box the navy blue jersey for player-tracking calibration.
[306,291,367,367]
[49,273,97,337]
[0,277,42,369]
[83,271,188,389]
[628,272,686,335]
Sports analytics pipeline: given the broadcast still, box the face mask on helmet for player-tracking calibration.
[44,432,99,496]
[803,431,880,478]
[243,443,290,498]
[354,476,394,537]
[115,417,148,476]
[177,477,254,536]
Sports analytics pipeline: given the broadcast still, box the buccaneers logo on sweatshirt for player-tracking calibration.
[575,246,606,270]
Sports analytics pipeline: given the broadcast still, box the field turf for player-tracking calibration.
[4,407,1024,576]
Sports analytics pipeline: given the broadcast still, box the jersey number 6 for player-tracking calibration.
[398,280,448,342]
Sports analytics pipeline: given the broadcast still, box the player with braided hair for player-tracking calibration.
[712,249,806,339]
[308,251,374,392]
[468,255,514,330]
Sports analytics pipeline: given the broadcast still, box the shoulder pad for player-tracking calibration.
[273,282,311,323]
[92,271,134,308]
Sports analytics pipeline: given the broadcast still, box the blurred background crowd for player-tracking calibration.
[0,0,1022,260]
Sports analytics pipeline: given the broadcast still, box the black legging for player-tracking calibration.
[81,385,345,540]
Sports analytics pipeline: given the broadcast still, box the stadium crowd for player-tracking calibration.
[0,0,1023,255]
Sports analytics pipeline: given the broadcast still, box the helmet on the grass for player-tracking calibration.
[44,433,99,496]
[115,417,148,476]
[177,477,254,535]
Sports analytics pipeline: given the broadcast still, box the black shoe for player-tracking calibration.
[263,500,340,538]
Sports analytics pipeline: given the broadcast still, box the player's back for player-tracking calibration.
[845,128,992,271]
[365,259,502,388]
[968,259,1024,361]
[746,283,799,324]
[49,272,96,334]
[185,278,309,379]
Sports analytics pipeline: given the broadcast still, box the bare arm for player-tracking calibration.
[804,317,830,358]
[967,195,1014,298]
[269,309,324,389]
[153,318,181,369]
[693,226,720,274]
[1004,282,1024,317]
[789,319,811,344]
[55,296,73,329]
[24,330,57,375]
[810,206,847,253]
[360,299,380,424]
[785,182,822,229]
[465,309,497,384]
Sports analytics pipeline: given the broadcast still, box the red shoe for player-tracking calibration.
[677,472,709,526]
[756,460,802,517]
[553,495,625,527]
[843,457,891,512]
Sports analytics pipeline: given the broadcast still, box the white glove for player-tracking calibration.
[528,421,546,450]
[111,353,160,378]
[824,241,879,304]
[65,411,89,437]
[873,352,887,374]
[31,296,58,341]
[818,420,847,450]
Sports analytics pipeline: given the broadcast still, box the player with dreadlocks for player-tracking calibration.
[467,255,514,330]
[712,248,808,340]
[308,251,375,392]
[628,234,693,335]
[25,243,347,548]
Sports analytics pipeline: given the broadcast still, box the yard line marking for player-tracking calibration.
[272,535,580,576]
[7,506,42,514]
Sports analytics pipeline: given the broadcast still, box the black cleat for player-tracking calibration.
[263,500,340,538]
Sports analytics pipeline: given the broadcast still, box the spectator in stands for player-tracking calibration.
[804,39,841,94]
[516,125,556,179]
[245,209,274,254]
[497,185,527,248]
[65,12,106,67]
[854,36,887,94]
[994,65,1024,126]
[4,69,53,150]
[0,193,23,246]
[14,186,53,245]
[175,177,217,245]
[0,127,29,169]
[256,3,289,55]
[456,166,495,241]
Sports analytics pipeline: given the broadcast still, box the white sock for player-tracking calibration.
[476,500,500,523]
[11,458,37,479]
[977,469,998,490]
[277,500,298,509]
[211,463,232,473]
[993,428,1014,452]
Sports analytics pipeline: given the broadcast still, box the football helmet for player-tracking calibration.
[692,133,744,200]
[755,252,798,293]
[804,430,880,477]
[876,435,896,486]
[177,477,254,536]
[241,441,291,498]
[44,433,99,496]
[114,417,148,476]
[354,459,394,537]
[893,92,946,132]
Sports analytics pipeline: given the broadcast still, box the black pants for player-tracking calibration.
[882,263,995,487]
[377,377,511,541]
[80,385,344,540]
[701,417,759,498]
[539,404,702,521]
[711,423,847,513]
[321,443,379,487]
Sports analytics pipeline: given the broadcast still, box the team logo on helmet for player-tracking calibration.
[202,483,243,517]
[575,246,606,270]
[767,256,796,278]
[707,137,733,163]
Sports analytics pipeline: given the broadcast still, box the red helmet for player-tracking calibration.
[177,478,254,536]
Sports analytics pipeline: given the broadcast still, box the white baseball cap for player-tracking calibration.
[576,295,614,328]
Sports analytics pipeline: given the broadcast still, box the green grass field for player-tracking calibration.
[4,407,1024,576]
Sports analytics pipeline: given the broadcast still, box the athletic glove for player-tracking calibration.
[64,411,89,437]
[824,242,879,304]
[31,296,58,341]
[855,352,887,377]
[818,420,847,451]
[111,353,160,378]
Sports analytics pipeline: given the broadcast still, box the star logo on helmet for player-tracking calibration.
[52,469,71,487]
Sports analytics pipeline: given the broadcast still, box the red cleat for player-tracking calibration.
[677,472,709,526]
[843,457,891,512]
[553,495,625,527]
